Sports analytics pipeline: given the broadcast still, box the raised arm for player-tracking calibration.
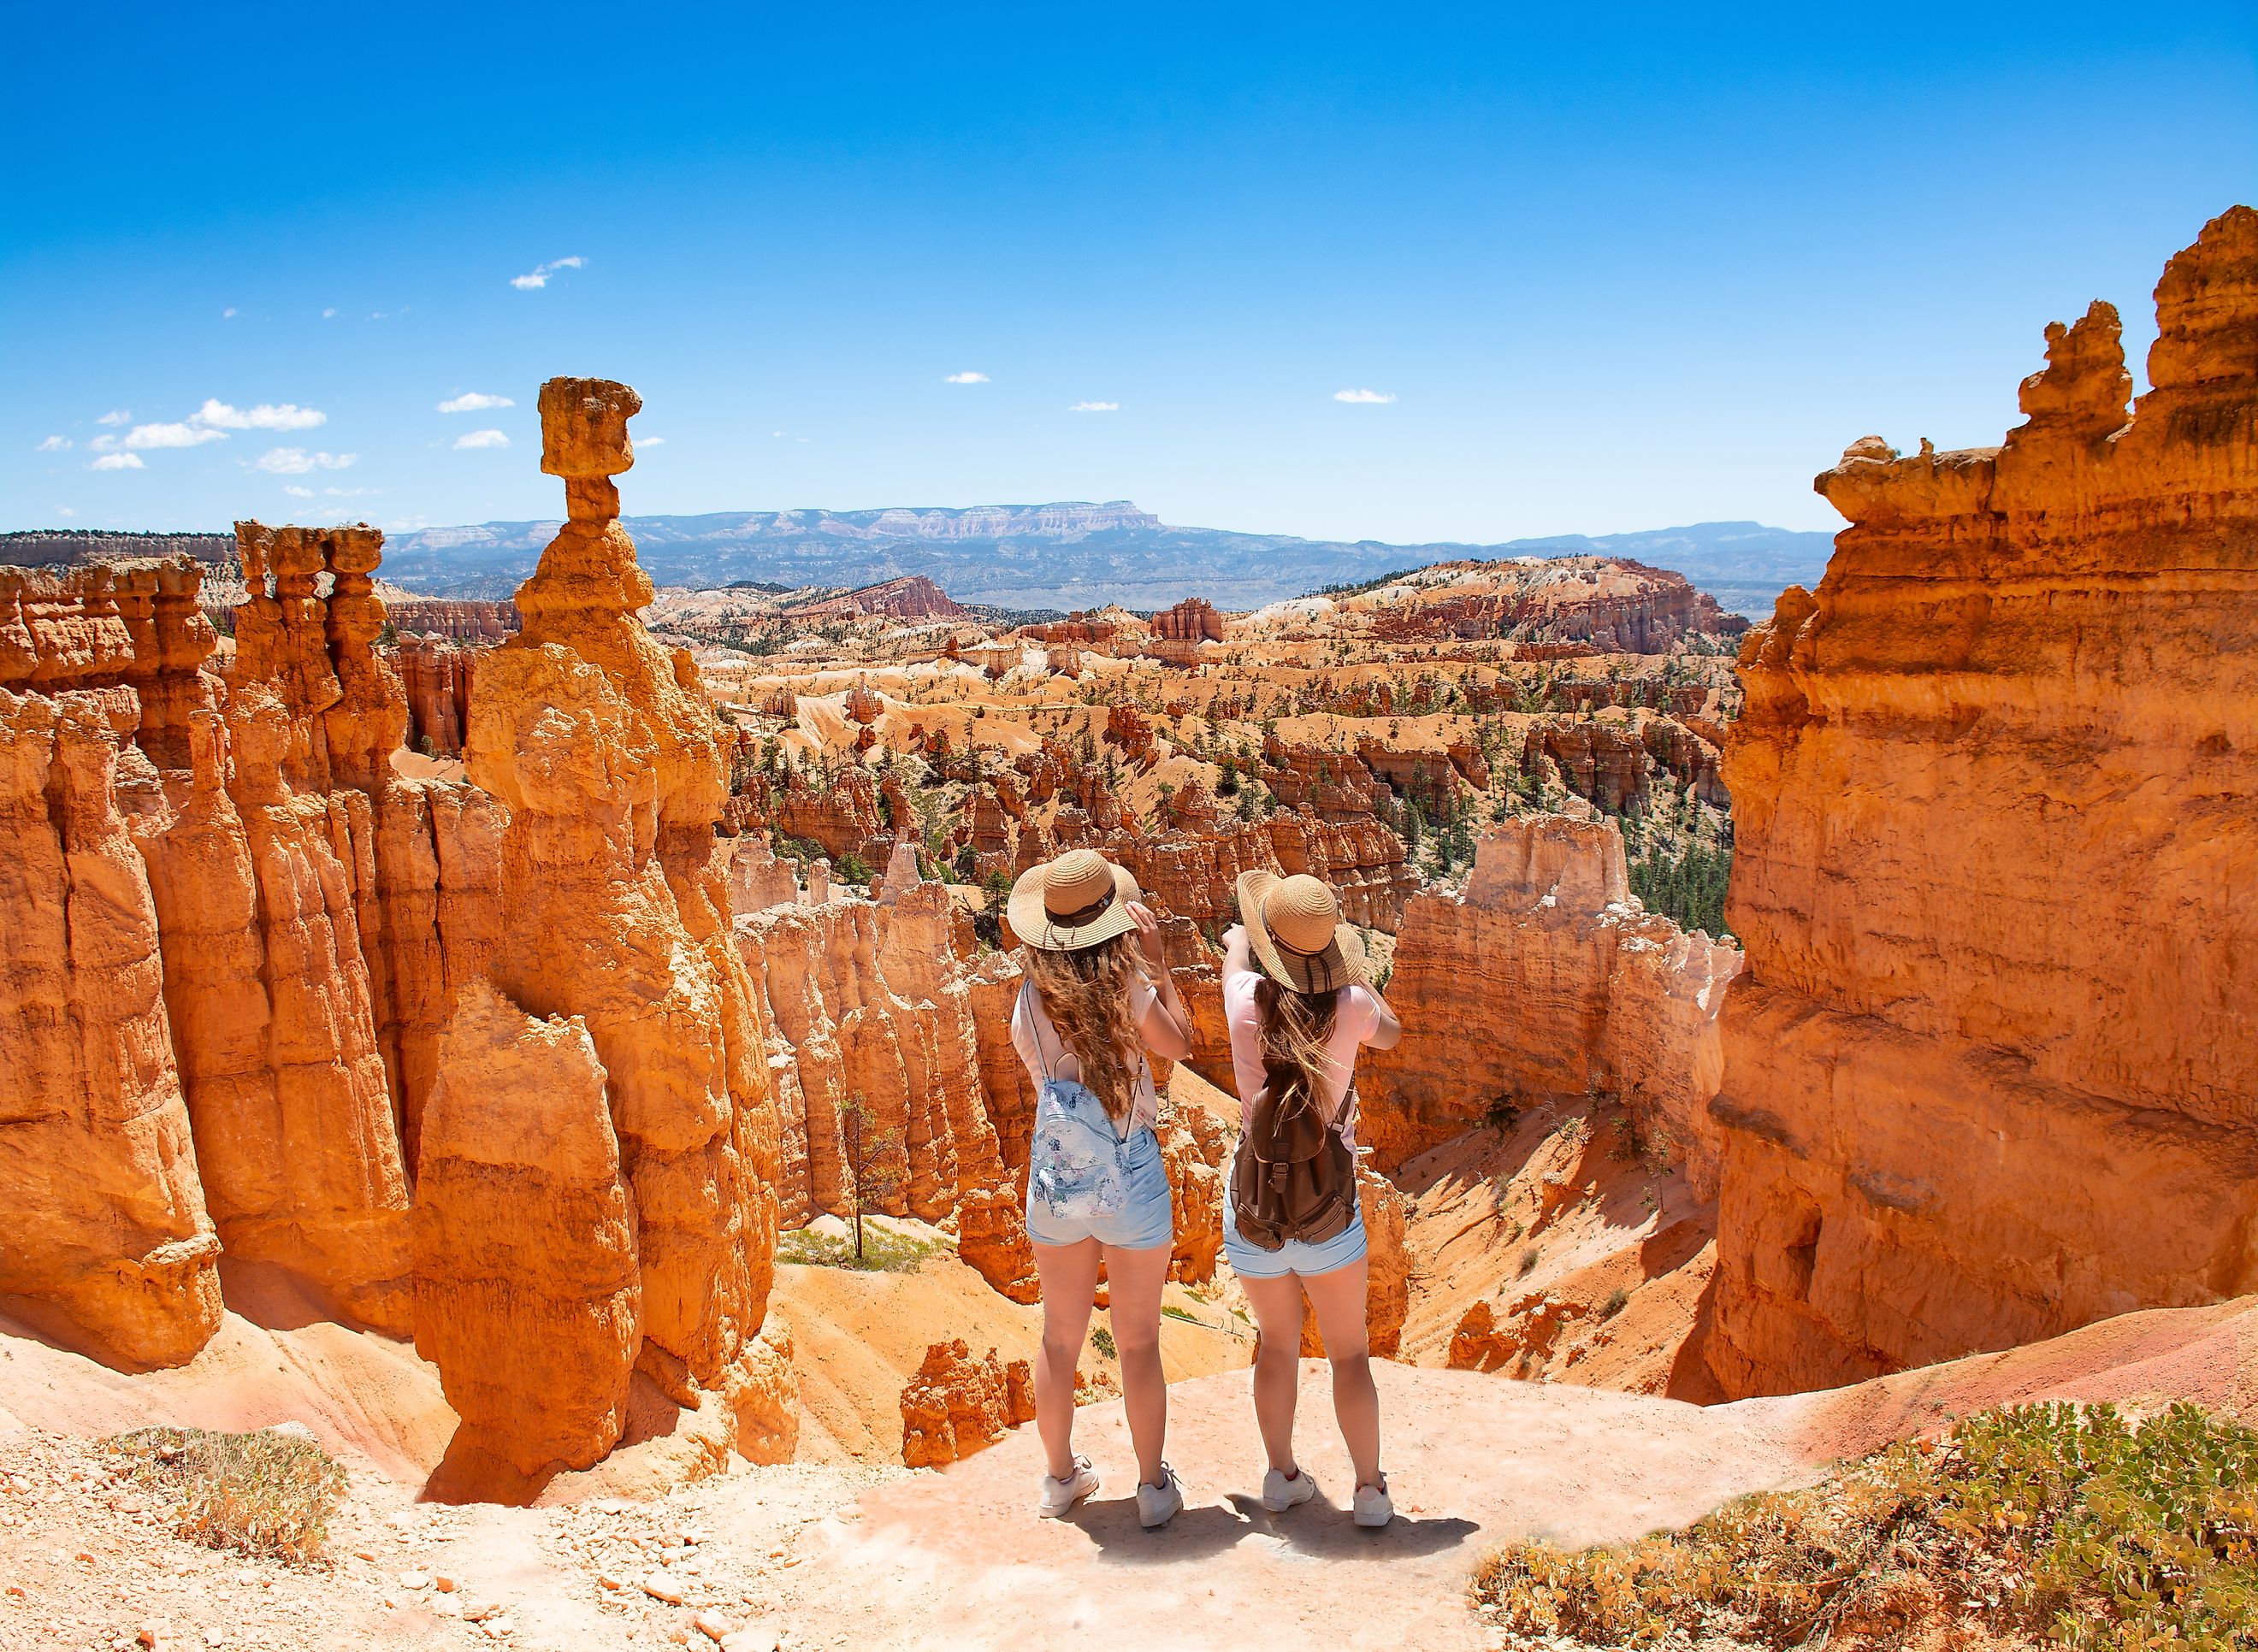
[1362,982,1403,1051]
[1221,923,1254,984]
[1126,900,1194,1060]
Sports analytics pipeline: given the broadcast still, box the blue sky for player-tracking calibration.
[9,3,2254,545]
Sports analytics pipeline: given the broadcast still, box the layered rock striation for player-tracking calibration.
[1708,209,2258,1397]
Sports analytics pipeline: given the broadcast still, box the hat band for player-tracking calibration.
[1272,931,1333,956]
[1045,889,1118,927]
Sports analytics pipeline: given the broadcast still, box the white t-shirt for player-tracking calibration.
[1010,976,1162,1137]
[1221,964,1383,1150]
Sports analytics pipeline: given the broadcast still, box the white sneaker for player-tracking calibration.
[1352,1475,1393,1528]
[1136,1464,1184,1529]
[1262,1466,1318,1512]
[1037,1456,1099,1517]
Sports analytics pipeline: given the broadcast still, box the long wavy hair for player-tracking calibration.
[1256,976,1341,1118]
[1020,932,1147,1124]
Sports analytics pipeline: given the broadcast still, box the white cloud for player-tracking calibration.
[639,435,665,446]
[1069,400,1120,413]
[222,307,238,319]
[254,447,357,474]
[56,506,75,518]
[1333,387,1397,404]
[510,255,586,291]
[322,307,338,319]
[96,409,130,426]
[192,398,326,432]
[89,452,145,470]
[436,392,514,414]
[35,435,71,451]
[283,485,316,498]
[124,422,229,450]
[453,428,510,451]
[943,371,990,384]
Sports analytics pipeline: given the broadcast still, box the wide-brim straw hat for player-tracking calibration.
[1008,849,1142,951]
[1237,870,1368,994]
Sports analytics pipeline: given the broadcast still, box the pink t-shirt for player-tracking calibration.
[1221,963,1383,1149]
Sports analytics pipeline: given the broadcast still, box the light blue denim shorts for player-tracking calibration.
[1222,1177,1369,1279]
[1024,1124,1173,1250]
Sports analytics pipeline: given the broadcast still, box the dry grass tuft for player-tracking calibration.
[1470,1402,2258,1651]
[103,1426,347,1564]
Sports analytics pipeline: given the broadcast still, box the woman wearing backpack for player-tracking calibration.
[1221,870,1403,1527]
[1008,847,1196,1526]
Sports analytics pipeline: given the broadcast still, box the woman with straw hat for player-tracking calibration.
[1006,847,1195,1526]
[1221,870,1403,1528]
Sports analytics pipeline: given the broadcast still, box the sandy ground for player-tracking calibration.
[1394,1112,1720,1399]
[773,1244,1252,1464]
[5,1270,2251,1650]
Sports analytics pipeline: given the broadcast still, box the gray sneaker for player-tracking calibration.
[1136,1464,1184,1529]
[1037,1456,1099,1518]
[1262,1466,1318,1512]
[1352,1474,1393,1528]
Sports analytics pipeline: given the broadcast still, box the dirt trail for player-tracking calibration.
[768,1361,1803,1651]
[5,1297,2252,1650]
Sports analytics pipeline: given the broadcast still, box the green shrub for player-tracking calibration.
[775,1223,943,1273]
[104,1427,346,1563]
[1471,1402,2258,1650]
[1091,1326,1118,1360]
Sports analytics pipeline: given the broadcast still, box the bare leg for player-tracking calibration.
[1101,1240,1173,1487]
[1031,1238,1102,1480]
[1301,1257,1381,1490]
[1240,1271,1310,1477]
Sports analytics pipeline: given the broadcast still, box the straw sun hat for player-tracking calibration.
[1236,870,1368,994]
[1008,848,1143,951]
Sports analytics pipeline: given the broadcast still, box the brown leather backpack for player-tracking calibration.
[1231,1078,1357,1250]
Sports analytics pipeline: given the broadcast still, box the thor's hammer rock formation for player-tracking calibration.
[446,378,789,1471]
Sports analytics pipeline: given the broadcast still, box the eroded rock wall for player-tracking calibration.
[736,883,1040,1302]
[1357,817,1741,1194]
[142,691,415,1333]
[0,686,222,1369]
[1708,209,2258,1397]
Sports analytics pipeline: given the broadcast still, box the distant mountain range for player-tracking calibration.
[375,504,1829,617]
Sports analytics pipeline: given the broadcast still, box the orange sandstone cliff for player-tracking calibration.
[1707,208,2258,1397]
[0,681,222,1370]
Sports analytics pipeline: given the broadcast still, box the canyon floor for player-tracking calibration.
[5,1296,2251,1652]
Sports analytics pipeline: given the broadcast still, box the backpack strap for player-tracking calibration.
[1019,977,1055,1082]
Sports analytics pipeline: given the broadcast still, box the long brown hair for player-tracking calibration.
[1256,976,1340,1118]
[1020,933,1146,1124]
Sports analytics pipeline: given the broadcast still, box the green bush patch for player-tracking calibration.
[775,1223,946,1272]
[1471,1402,2258,1650]
[103,1426,347,1564]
